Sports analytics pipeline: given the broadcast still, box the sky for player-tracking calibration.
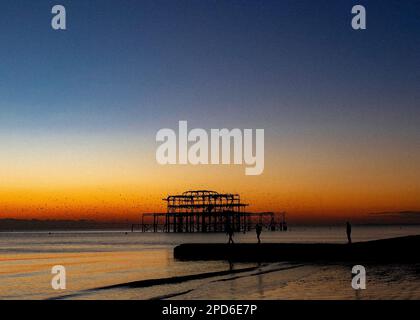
[0,0,419,223]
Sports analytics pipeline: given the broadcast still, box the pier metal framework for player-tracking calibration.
[134,190,287,233]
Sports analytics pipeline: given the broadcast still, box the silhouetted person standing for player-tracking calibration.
[226,223,234,244]
[256,224,262,244]
[346,222,352,244]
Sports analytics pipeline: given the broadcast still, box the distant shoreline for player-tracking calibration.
[0,219,131,232]
[1,218,420,233]
[1,223,420,233]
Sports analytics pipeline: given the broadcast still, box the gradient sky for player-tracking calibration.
[1,0,419,223]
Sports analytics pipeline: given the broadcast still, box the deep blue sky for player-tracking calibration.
[1,0,419,142]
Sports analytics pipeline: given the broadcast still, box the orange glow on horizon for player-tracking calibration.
[1,132,420,223]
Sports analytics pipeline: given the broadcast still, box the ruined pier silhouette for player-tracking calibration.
[133,190,287,233]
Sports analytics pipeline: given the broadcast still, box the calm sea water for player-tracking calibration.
[1,226,419,300]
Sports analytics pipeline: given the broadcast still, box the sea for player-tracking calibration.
[1,225,419,300]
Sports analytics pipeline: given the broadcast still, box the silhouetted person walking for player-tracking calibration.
[226,223,234,244]
[256,224,262,244]
[346,222,352,244]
